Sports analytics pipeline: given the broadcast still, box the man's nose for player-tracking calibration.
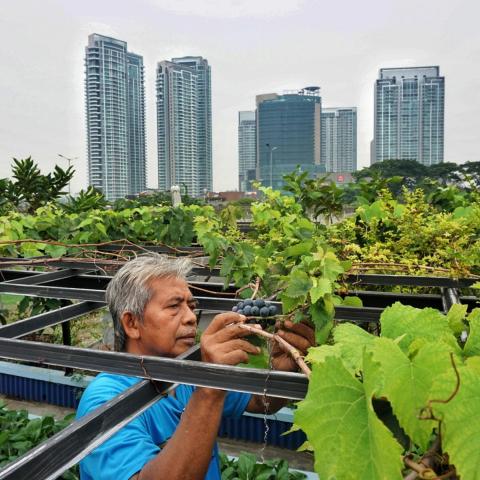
[183,304,197,324]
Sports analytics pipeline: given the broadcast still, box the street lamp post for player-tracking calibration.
[266,143,278,188]
[57,154,77,194]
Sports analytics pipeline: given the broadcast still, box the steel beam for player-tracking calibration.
[0,345,200,480]
[0,338,308,400]
[0,301,104,339]
[347,273,475,288]
[3,268,80,285]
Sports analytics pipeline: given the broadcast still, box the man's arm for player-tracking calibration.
[246,319,315,414]
[132,313,258,480]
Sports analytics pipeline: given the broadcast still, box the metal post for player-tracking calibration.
[58,154,77,194]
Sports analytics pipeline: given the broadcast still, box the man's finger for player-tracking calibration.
[221,338,261,355]
[222,350,250,365]
[276,330,311,354]
[203,312,246,336]
[282,320,315,346]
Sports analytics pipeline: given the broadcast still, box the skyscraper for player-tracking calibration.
[85,34,146,200]
[238,111,256,191]
[321,107,357,172]
[374,66,445,165]
[157,57,212,197]
[256,87,323,190]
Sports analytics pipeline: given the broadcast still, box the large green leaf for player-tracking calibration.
[371,338,455,450]
[463,309,480,357]
[294,355,403,480]
[446,304,468,336]
[380,303,456,352]
[430,357,480,479]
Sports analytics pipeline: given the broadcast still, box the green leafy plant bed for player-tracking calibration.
[0,400,78,479]
[220,452,308,480]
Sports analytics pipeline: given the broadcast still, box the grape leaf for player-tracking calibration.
[308,277,331,304]
[464,309,480,357]
[284,269,312,298]
[293,355,403,480]
[371,338,455,450]
[380,302,456,352]
[430,357,480,480]
[446,304,468,336]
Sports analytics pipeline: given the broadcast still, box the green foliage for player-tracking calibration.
[62,187,107,213]
[0,157,74,214]
[328,188,480,276]
[283,168,345,223]
[293,303,480,479]
[0,401,77,478]
[219,452,306,480]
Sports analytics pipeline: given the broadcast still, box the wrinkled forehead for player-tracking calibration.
[146,275,193,302]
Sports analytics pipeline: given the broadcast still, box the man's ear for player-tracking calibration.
[121,312,141,341]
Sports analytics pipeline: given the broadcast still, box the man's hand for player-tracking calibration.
[271,319,315,372]
[201,312,261,365]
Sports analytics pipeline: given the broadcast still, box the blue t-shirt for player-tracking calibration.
[76,373,251,480]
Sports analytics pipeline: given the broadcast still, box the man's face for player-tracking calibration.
[135,276,197,358]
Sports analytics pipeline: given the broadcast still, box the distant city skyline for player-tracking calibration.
[0,0,478,193]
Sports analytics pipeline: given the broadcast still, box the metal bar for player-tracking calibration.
[441,287,461,313]
[347,273,476,288]
[0,345,200,480]
[0,283,106,301]
[0,338,308,400]
[3,269,79,285]
[0,302,104,338]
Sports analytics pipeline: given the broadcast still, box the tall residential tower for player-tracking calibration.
[85,34,146,200]
[374,66,445,165]
[157,57,212,197]
[321,107,357,172]
[238,111,256,191]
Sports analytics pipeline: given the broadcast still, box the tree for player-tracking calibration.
[0,157,74,214]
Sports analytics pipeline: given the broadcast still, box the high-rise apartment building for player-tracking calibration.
[238,111,256,191]
[321,107,357,172]
[157,57,212,197]
[85,34,146,200]
[256,87,323,190]
[374,66,445,165]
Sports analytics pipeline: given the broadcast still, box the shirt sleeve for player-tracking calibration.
[77,383,159,480]
[222,391,251,418]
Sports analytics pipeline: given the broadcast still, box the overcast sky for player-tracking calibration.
[0,0,479,193]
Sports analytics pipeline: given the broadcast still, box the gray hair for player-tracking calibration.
[106,254,193,351]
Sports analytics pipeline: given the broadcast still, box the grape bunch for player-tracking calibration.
[232,298,278,318]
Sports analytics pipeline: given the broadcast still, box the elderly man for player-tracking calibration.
[77,254,314,480]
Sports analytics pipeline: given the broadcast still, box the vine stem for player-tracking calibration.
[236,323,311,378]
[250,277,260,300]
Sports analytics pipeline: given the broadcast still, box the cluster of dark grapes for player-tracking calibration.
[232,298,278,318]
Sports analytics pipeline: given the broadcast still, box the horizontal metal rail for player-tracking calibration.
[0,345,201,480]
[347,273,476,288]
[3,268,80,285]
[0,338,308,400]
[0,301,104,339]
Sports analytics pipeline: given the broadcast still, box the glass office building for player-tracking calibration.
[374,66,444,165]
[157,57,212,197]
[321,107,357,172]
[256,87,323,190]
[85,34,146,200]
[238,111,256,191]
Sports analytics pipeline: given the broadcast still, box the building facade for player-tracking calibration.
[238,111,256,191]
[321,107,357,172]
[171,57,212,194]
[374,66,445,165]
[256,87,323,190]
[157,61,199,196]
[85,34,146,200]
